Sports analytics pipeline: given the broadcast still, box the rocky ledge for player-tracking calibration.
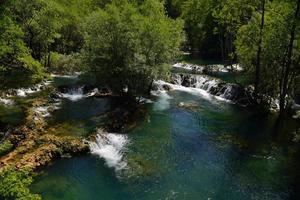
[0,98,89,171]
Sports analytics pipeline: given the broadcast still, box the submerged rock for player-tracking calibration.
[0,97,89,171]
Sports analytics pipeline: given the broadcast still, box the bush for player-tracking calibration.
[49,52,82,74]
[0,167,41,200]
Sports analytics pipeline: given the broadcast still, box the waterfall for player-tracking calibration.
[89,131,129,171]
[13,81,52,97]
[173,63,205,73]
[60,87,85,101]
[152,74,251,105]
[172,63,243,74]
[59,86,101,101]
[0,98,14,105]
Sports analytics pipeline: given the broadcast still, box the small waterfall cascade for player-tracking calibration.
[1,80,52,97]
[89,131,129,171]
[0,98,14,105]
[60,86,85,101]
[172,63,243,74]
[166,73,253,105]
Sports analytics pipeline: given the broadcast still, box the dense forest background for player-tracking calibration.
[1,0,300,113]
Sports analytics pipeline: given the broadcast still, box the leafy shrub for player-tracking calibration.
[49,52,82,74]
[0,167,41,200]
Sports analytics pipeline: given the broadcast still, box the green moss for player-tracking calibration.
[0,140,14,157]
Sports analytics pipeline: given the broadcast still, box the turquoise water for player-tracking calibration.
[31,88,300,199]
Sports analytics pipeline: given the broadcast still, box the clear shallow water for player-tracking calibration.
[31,89,300,200]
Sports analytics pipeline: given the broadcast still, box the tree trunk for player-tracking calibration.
[279,0,300,116]
[254,0,265,101]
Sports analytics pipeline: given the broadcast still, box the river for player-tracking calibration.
[1,69,300,200]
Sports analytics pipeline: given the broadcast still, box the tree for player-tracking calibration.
[254,0,266,100]
[0,4,44,83]
[235,0,300,111]
[213,0,259,62]
[181,0,220,58]
[82,0,184,97]
[279,0,300,115]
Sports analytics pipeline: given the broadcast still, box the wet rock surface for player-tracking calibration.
[0,97,89,171]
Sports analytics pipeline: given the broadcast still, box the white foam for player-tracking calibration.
[173,62,244,73]
[16,87,39,96]
[14,81,52,97]
[0,98,14,105]
[153,92,172,111]
[51,72,81,78]
[172,63,204,72]
[34,106,50,117]
[89,131,129,171]
[60,87,85,101]
[137,97,153,104]
[33,101,61,118]
[153,80,232,105]
[86,88,99,97]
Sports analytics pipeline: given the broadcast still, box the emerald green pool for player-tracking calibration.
[30,86,300,199]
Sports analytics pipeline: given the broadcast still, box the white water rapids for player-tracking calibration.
[89,131,129,172]
[0,98,14,105]
[60,87,85,101]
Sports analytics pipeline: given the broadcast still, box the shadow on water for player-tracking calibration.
[45,97,111,137]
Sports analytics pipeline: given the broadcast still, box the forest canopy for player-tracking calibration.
[0,0,299,113]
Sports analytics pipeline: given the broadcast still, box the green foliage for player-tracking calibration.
[0,1,45,84]
[0,16,29,71]
[83,0,184,96]
[0,167,41,200]
[213,0,259,34]
[49,53,83,74]
[0,140,13,157]
[181,0,213,49]
[235,0,299,98]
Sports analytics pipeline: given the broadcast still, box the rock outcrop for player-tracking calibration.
[0,98,89,171]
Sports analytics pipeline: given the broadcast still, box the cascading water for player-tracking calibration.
[15,81,52,97]
[169,74,251,105]
[60,87,85,101]
[172,63,243,74]
[0,98,14,105]
[89,130,129,172]
[59,86,101,101]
